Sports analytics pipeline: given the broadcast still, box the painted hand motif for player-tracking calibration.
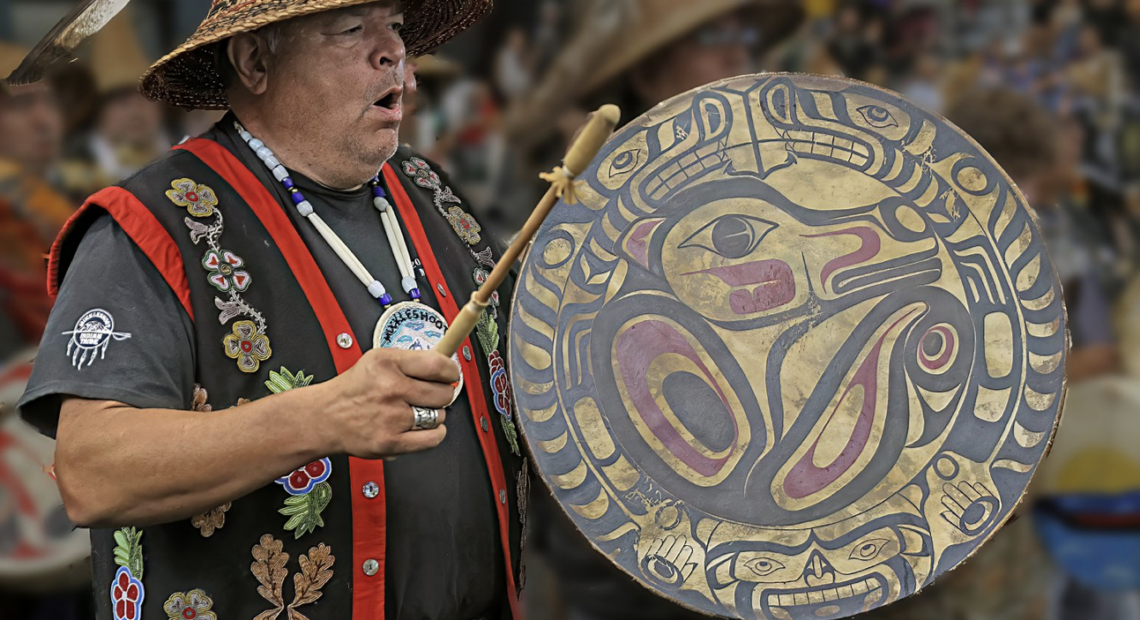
[641,535,698,589]
[940,481,999,539]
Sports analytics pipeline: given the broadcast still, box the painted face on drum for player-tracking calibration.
[705,512,933,620]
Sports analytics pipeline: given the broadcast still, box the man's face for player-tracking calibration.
[264,0,405,185]
[0,82,63,176]
[633,12,756,108]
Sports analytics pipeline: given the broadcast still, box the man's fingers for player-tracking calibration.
[391,424,448,454]
[403,378,455,410]
[392,349,460,383]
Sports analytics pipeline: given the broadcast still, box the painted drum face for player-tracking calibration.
[509,75,1068,620]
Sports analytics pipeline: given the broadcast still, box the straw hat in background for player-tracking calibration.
[507,0,804,146]
[89,8,152,95]
[413,54,462,79]
[141,0,492,109]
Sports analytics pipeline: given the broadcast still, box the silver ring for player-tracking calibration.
[411,407,440,431]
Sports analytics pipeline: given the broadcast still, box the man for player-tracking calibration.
[0,42,73,357]
[16,2,525,620]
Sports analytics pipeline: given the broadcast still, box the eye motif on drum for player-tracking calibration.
[512,74,1066,620]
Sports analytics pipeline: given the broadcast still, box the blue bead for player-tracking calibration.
[282,177,295,189]
[291,191,306,205]
[410,288,421,300]
[379,293,393,306]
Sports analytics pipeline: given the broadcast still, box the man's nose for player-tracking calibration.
[371,32,406,69]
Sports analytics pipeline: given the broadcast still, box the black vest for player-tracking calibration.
[48,138,525,620]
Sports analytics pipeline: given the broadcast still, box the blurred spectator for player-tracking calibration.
[494,27,534,103]
[0,43,72,359]
[57,10,171,202]
[402,54,462,160]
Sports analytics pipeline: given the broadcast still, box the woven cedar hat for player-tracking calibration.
[140,0,491,109]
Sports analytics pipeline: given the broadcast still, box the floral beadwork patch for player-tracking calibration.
[223,320,272,373]
[445,206,482,246]
[489,350,520,456]
[264,367,330,539]
[251,534,335,620]
[111,527,144,620]
[476,310,499,358]
[166,178,218,217]
[174,177,270,374]
[191,503,231,538]
[400,156,490,251]
[163,589,217,620]
[277,459,332,496]
[202,249,251,293]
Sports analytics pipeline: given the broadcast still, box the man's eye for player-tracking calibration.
[391,22,404,32]
[341,25,363,35]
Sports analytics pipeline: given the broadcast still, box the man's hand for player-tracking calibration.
[320,348,459,459]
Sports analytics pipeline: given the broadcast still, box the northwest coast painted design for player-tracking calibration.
[509,74,1067,619]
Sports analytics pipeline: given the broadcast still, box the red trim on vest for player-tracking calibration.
[176,139,388,620]
[382,164,523,619]
[48,187,194,321]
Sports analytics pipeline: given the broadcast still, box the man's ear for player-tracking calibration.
[226,34,271,96]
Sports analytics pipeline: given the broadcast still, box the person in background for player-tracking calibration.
[58,9,171,201]
[400,54,462,162]
[0,42,73,358]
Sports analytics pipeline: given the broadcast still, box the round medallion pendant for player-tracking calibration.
[374,301,463,404]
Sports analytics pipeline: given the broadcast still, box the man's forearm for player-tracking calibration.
[56,384,340,528]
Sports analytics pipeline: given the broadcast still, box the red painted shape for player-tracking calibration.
[804,226,882,289]
[177,139,387,620]
[383,163,524,619]
[616,320,735,475]
[783,310,916,499]
[48,188,194,321]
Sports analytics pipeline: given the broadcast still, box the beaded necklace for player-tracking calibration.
[235,121,462,399]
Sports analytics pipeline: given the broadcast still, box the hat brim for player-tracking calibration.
[141,0,491,109]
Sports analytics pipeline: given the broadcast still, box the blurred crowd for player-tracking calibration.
[1,0,1140,618]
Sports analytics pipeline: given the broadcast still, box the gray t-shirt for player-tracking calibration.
[19,123,503,619]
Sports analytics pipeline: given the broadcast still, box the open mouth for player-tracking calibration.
[373,87,403,113]
[781,129,871,168]
[643,139,729,201]
[762,574,888,619]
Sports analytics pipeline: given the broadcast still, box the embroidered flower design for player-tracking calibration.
[446,206,482,245]
[276,458,332,496]
[489,351,513,419]
[402,157,442,190]
[191,384,212,412]
[166,178,218,217]
[489,351,520,456]
[202,249,251,293]
[223,320,272,373]
[190,503,231,538]
[111,566,144,620]
[163,589,217,620]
